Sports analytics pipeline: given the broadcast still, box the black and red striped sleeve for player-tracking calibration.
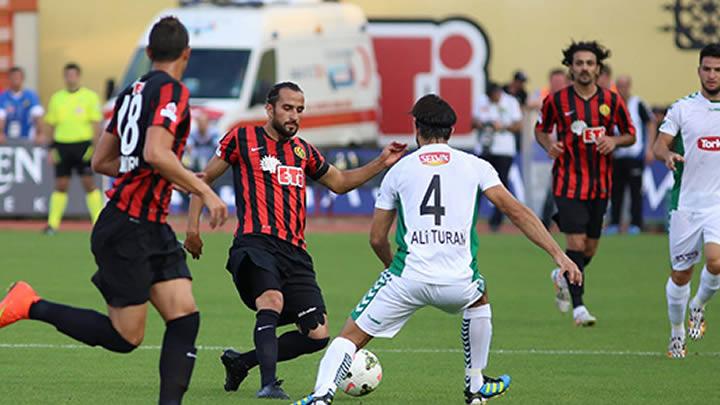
[215,129,240,165]
[304,141,330,180]
[149,81,190,137]
[613,94,636,136]
[536,94,557,134]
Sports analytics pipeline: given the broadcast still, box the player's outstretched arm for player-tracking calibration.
[91,131,121,176]
[145,126,228,229]
[484,184,582,285]
[653,132,684,171]
[185,156,231,259]
[369,208,396,269]
[318,142,407,194]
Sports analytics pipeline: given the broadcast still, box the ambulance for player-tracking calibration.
[112,0,379,146]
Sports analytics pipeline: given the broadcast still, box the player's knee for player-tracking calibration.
[118,330,144,348]
[670,270,692,286]
[706,258,720,275]
[297,311,327,337]
[55,181,69,192]
[255,290,284,312]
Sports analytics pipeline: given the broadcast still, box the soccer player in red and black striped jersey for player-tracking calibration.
[535,41,635,327]
[184,82,407,399]
[0,17,227,404]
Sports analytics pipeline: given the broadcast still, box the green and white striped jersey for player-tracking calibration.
[375,143,502,285]
[659,92,720,212]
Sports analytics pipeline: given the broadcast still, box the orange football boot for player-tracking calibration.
[0,281,40,328]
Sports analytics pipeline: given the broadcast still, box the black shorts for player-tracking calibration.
[553,196,609,239]
[53,141,93,177]
[90,205,191,307]
[226,233,325,325]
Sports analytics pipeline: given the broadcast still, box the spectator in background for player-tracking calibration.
[0,108,6,144]
[43,63,103,234]
[0,66,44,144]
[503,70,529,106]
[537,69,572,228]
[473,82,523,232]
[597,64,613,90]
[180,110,221,210]
[186,110,220,172]
[605,75,657,235]
[530,68,570,109]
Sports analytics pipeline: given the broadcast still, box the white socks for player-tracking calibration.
[691,266,720,308]
[462,304,492,393]
[666,278,690,337]
[573,305,588,319]
[313,337,356,397]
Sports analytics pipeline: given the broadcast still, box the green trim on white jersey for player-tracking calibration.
[389,199,408,276]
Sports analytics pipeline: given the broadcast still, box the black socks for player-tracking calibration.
[29,300,136,353]
[159,312,200,405]
[564,250,586,308]
[254,309,280,387]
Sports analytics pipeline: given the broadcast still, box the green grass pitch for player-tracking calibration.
[0,229,717,404]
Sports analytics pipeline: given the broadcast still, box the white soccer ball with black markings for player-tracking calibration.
[338,349,383,397]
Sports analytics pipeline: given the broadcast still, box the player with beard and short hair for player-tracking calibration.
[183,81,407,399]
[654,43,720,358]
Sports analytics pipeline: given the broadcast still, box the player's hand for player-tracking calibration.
[184,231,203,259]
[596,136,616,155]
[379,141,408,168]
[664,152,685,171]
[555,254,583,286]
[201,191,228,229]
[547,141,564,158]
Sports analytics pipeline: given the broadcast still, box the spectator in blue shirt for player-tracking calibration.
[0,66,44,144]
[186,110,220,172]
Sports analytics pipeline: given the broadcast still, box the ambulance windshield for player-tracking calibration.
[119,48,251,99]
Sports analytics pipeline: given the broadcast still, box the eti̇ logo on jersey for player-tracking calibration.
[368,18,489,148]
[419,152,451,166]
[698,136,720,151]
[160,102,178,123]
[582,127,606,144]
[278,166,304,187]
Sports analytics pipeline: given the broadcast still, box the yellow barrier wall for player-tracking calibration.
[38,0,708,106]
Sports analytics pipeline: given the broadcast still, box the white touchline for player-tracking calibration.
[1,343,719,357]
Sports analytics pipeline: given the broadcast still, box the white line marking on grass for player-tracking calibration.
[1,343,719,357]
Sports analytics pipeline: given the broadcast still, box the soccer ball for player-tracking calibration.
[338,349,383,396]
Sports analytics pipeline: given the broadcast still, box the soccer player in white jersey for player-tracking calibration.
[654,44,720,359]
[290,95,582,405]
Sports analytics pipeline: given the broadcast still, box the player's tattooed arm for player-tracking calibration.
[484,184,582,285]
[318,142,407,194]
[369,208,396,269]
[91,131,121,176]
[653,132,684,171]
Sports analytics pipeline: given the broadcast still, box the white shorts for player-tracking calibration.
[669,209,720,270]
[351,270,485,338]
